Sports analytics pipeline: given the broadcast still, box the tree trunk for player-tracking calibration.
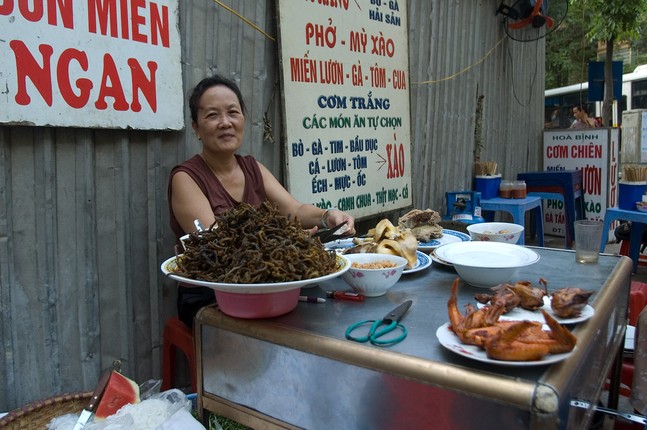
[603,37,615,127]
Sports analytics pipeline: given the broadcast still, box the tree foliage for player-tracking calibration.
[587,0,647,124]
[546,0,647,124]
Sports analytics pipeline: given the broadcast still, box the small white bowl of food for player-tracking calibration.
[341,253,408,297]
[466,222,524,244]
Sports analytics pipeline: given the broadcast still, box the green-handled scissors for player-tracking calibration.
[345,300,412,346]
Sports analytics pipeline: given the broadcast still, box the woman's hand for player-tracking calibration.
[323,208,356,236]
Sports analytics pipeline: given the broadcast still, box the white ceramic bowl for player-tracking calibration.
[467,222,524,244]
[636,202,647,213]
[341,254,408,297]
[434,242,540,288]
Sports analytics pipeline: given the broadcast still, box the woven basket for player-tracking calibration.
[0,391,91,429]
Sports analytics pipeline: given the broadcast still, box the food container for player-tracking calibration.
[474,174,502,199]
[619,180,647,210]
[511,180,527,199]
[499,180,513,198]
[466,222,524,244]
[341,254,408,297]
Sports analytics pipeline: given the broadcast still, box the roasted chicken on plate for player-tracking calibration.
[448,278,577,361]
[474,279,594,319]
[550,287,594,318]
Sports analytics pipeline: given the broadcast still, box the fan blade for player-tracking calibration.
[508,16,534,30]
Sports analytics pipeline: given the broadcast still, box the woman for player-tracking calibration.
[570,105,597,129]
[168,75,355,327]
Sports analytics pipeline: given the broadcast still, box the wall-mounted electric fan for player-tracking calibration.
[496,0,567,41]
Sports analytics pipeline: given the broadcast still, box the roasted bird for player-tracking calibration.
[506,279,548,310]
[397,208,443,241]
[550,287,594,318]
[474,284,522,313]
[484,312,577,361]
[448,278,577,361]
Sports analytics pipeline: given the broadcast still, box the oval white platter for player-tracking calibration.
[436,323,572,366]
[161,254,350,293]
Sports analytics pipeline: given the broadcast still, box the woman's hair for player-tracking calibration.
[188,75,247,123]
[574,104,589,114]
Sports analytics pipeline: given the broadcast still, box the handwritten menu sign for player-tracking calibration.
[277,0,412,219]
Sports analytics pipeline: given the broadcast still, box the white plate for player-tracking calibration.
[436,323,572,366]
[434,242,540,268]
[429,248,454,268]
[477,296,594,324]
[417,229,471,251]
[161,254,350,293]
[403,251,432,274]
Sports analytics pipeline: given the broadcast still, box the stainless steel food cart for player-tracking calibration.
[194,248,630,429]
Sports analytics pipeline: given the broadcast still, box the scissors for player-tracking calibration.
[315,220,349,243]
[345,300,412,346]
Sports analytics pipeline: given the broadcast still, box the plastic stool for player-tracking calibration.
[619,240,647,269]
[161,316,197,392]
[629,282,647,326]
[601,208,647,273]
[479,196,544,245]
[517,170,585,248]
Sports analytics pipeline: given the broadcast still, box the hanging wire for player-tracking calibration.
[415,36,506,85]
[506,39,540,107]
[211,0,276,42]
[576,1,588,108]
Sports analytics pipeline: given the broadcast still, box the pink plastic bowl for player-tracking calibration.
[214,288,300,319]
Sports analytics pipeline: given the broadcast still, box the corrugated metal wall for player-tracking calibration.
[0,0,545,411]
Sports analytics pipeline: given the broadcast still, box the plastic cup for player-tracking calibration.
[574,220,604,264]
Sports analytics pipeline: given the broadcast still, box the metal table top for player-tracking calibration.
[196,247,632,429]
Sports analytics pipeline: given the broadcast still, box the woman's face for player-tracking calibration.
[572,107,583,120]
[192,85,245,153]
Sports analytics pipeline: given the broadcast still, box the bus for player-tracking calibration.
[544,65,647,128]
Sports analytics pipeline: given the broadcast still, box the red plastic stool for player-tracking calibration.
[629,282,647,326]
[619,240,647,269]
[161,317,197,392]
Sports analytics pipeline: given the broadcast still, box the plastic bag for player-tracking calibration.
[84,389,192,430]
[48,388,198,430]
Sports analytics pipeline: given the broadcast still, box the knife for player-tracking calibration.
[72,368,112,430]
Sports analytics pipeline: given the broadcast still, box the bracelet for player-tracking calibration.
[321,207,336,228]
